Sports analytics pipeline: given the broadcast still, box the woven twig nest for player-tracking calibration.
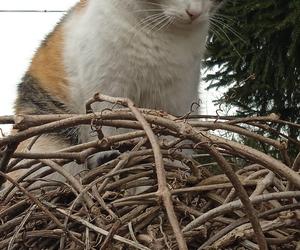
[0,94,299,250]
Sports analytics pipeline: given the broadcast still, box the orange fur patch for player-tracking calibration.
[75,0,89,13]
[27,1,90,103]
[28,25,68,102]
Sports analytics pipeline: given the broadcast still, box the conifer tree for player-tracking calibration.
[206,0,300,139]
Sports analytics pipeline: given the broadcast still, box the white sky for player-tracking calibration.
[0,0,77,134]
[0,0,221,135]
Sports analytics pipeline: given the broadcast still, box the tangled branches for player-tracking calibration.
[0,93,299,249]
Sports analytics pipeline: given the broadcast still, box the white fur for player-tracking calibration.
[63,0,213,140]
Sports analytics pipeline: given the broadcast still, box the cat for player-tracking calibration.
[12,0,223,181]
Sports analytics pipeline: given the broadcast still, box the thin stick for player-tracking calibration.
[183,191,300,231]
[48,204,150,250]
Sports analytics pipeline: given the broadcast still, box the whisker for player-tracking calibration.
[167,11,185,22]
[156,16,174,33]
[150,15,170,34]
[133,9,162,13]
[137,13,164,29]
[145,15,169,34]
[209,21,245,62]
[127,13,165,43]
[131,13,166,40]
[138,1,168,8]
[213,13,234,22]
[210,17,246,43]
[208,25,225,44]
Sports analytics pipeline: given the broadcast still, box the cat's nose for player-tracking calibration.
[186,9,202,21]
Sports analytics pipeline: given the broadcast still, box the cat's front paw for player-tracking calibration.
[87,150,120,169]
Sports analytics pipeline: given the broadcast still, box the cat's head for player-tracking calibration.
[135,0,224,28]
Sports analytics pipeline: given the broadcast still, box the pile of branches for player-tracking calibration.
[0,94,300,250]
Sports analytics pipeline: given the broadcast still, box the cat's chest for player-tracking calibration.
[65,18,200,114]
[80,31,196,87]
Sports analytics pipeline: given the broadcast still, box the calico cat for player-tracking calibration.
[13,0,223,179]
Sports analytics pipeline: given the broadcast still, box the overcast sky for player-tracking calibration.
[0,0,76,134]
[0,0,221,135]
